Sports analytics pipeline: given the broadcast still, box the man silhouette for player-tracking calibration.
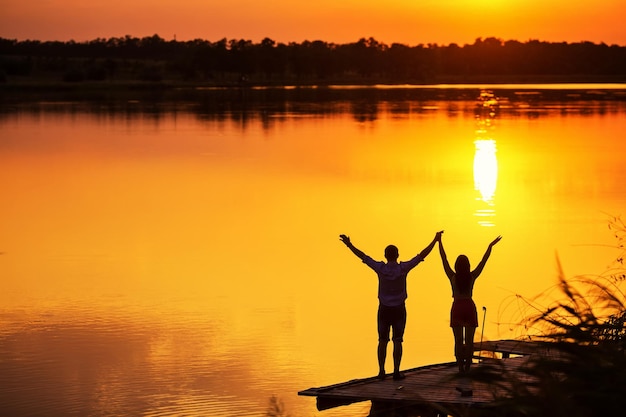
[339,231,443,380]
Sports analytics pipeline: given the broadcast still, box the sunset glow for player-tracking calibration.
[473,139,498,204]
[1,0,625,45]
[473,139,498,227]
[3,88,626,416]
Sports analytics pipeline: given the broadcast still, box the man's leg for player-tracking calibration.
[377,305,390,379]
[392,340,404,379]
[392,305,407,380]
[377,340,388,379]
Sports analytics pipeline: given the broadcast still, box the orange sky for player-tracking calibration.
[1,0,625,46]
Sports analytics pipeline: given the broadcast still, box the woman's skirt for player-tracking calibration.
[450,298,478,327]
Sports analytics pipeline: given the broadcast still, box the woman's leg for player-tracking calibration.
[452,326,464,372]
[464,326,476,372]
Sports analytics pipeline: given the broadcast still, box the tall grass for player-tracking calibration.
[473,216,626,417]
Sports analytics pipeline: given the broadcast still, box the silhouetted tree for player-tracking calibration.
[1,35,625,84]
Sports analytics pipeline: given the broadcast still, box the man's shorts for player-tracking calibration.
[378,303,406,342]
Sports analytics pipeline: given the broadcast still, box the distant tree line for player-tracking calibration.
[1,35,626,85]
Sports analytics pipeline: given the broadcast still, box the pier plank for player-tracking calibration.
[299,339,544,414]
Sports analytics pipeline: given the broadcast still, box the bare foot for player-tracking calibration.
[393,372,405,380]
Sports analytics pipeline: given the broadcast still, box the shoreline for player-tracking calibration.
[2,74,626,92]
[3,77,626,108]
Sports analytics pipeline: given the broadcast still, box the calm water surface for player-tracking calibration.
[1,86,626,416]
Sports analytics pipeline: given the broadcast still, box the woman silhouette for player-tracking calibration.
[437,234,502,373]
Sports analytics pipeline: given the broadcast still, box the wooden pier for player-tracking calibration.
[298,339,552,416]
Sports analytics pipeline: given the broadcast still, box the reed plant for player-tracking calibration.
[471,216,626,417]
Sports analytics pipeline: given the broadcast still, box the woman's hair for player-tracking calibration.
[454,255,470,273]
[454,255,472,293]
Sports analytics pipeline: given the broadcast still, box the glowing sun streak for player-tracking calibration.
[473,139,498,204]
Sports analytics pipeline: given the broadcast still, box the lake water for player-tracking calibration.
[1,85,626,416]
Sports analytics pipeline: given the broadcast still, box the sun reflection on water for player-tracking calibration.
[473,115,498,227]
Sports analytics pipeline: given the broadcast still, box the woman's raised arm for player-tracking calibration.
[438,235,455,278]
[471,236,502,278]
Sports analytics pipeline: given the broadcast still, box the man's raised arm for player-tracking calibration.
[339,234,367,260]
[419,230,444,259]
